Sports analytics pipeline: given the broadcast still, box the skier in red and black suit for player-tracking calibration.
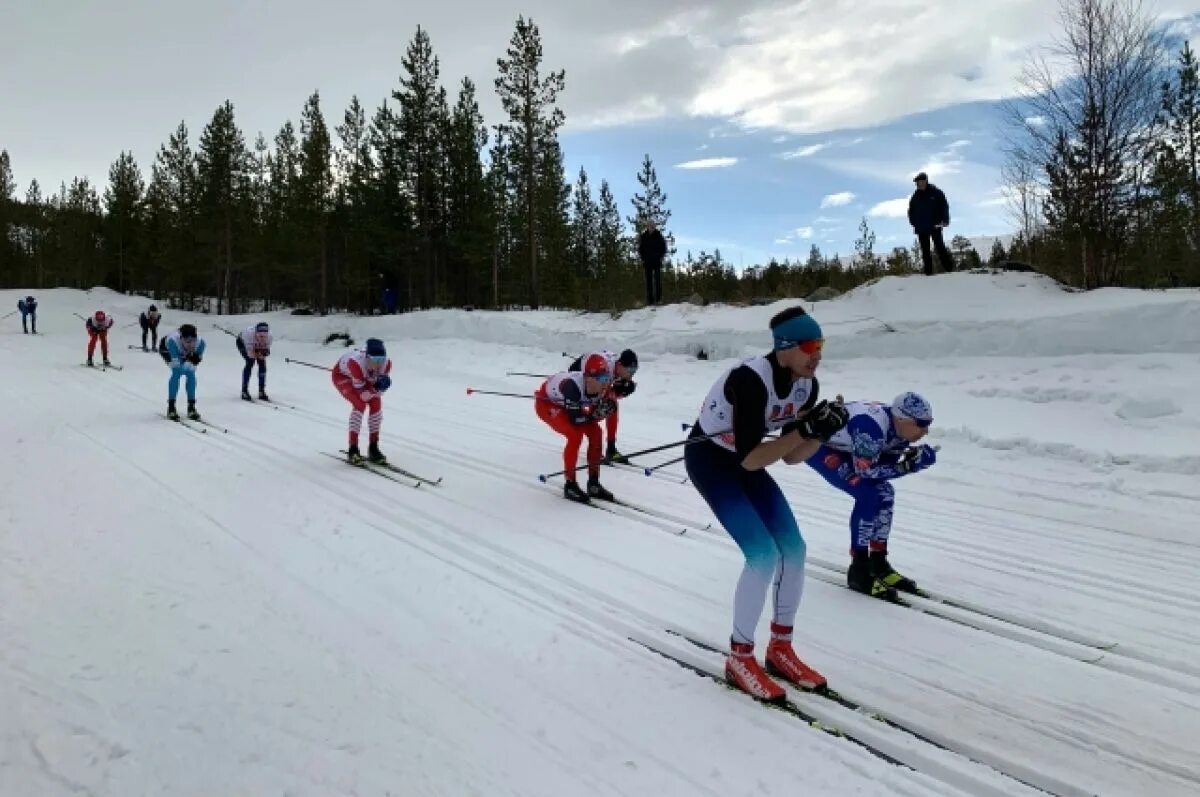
[568,348,638,463]
[536,353,618,503]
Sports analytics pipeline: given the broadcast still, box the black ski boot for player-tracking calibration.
[347,444,364,464]
[847,552,900,603]
[604,441,628,465]
[587,476,615,502]
[870,549,921,595]
[241,388,253,401]
[86,357,94,367]
[102,358,112,367]
[258,388,270,401]
[368,442,387,464]
[563,480,590,503]
[187,400,201,421]
[167,399,179,421]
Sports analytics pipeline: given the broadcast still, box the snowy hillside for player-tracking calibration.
[2,273,1199,796]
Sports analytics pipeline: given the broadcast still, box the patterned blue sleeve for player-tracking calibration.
[846,414,908,479]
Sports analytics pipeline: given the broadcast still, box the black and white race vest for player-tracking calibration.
[697,356,814,453]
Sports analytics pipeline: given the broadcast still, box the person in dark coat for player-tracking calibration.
[907,172,955,275]
[637,219,667,306]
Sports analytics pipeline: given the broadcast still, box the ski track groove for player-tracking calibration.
[157,396,1066,795]
[61,368,1194,795]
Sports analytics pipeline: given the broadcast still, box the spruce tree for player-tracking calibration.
[494,15,566,309]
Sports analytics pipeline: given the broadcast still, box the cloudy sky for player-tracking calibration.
[3,0,1199,265]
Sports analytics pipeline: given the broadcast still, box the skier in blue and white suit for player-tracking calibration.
[158,323,207,422]
[806,391,937,601]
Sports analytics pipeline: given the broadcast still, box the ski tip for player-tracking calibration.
[537,474,548,483]
[465,387,476,395]
[643,468,653,476]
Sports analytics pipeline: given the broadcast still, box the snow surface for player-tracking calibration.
[2,272,1199,796]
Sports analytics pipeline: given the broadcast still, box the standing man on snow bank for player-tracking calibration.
[638,219,667,306]
[908,172,955,276]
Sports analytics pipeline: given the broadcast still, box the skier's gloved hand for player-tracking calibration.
[187,352,202,365]
[595,397,617,418]
[375,374,392,392]
[898,444,937,473]
[788,400,849,440]
[359,389,374,402]
[613,380,636,398]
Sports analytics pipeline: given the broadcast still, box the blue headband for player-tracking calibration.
[772,313,823,350]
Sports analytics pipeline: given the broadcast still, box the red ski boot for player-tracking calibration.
[764,622,827,691]
[725,641,785,703]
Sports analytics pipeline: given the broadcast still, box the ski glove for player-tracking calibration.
[187,353,202,365]
[612,380,636,398]
[897,444,937,474]
[785,400,850,440]
[375,374,392,392]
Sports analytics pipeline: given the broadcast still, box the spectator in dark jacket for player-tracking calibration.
[907,172,955,275]
[637,219,667,306]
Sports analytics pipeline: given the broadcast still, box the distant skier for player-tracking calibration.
[536,353,617,503]
[805,392,937,602]
[568,348,638,463]
[84,310,114,366]
[17,296,37,334]
[684,306,848,702]
[139,305,162,351]
[236,322,273,401]
[331,338,392,465]
[159,323,206,421]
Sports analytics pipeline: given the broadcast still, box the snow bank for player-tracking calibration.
[12,271,1200,363]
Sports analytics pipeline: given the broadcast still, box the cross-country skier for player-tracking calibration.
[84,310,114,366]
[159,323,206,420]
[17,296,37,334]
[139,305,162,351]
[805,392,937,602]
[568,348,638,463]
[236,322,273,401]
[536,353,618,503]
[684,306,849,703]
[331,338,392,464]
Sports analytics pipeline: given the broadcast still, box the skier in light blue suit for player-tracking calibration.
[806,391,937,602]
[158,323,206,421]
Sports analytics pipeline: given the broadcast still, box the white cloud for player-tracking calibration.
[946,139,971,150]
[674,157,738,169]
[795,226,814,238]
[820,191,855,208]
[781,143,828,159]
[913,130,938,139]
[868,197,910,218]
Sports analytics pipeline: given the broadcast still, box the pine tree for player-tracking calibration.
[853,216,880,273]
[570,167,599,304]
[298,92,333,312]
[595,179,627,307]
[147,121,198,301]
[950,235,981,269]
[805,244,824,271]
[196,101,248,313]
[335,95,376,310]
[494,15,566,309]
[988,239,1008,266]
[25,180,45,288]
[103,151,144,293]
[628,153,675,261]
[396,27,449,307]
[444,78,490,307]
[0,150,15,278]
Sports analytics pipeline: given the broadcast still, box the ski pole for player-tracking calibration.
[465,388,538,400]
[214,324,237,336]
[73,312,87,321]
[285,357,329,371]
[643,454,685,476]
[504,371,551,378]
[1,310,17,319]
[538,428,732,482]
